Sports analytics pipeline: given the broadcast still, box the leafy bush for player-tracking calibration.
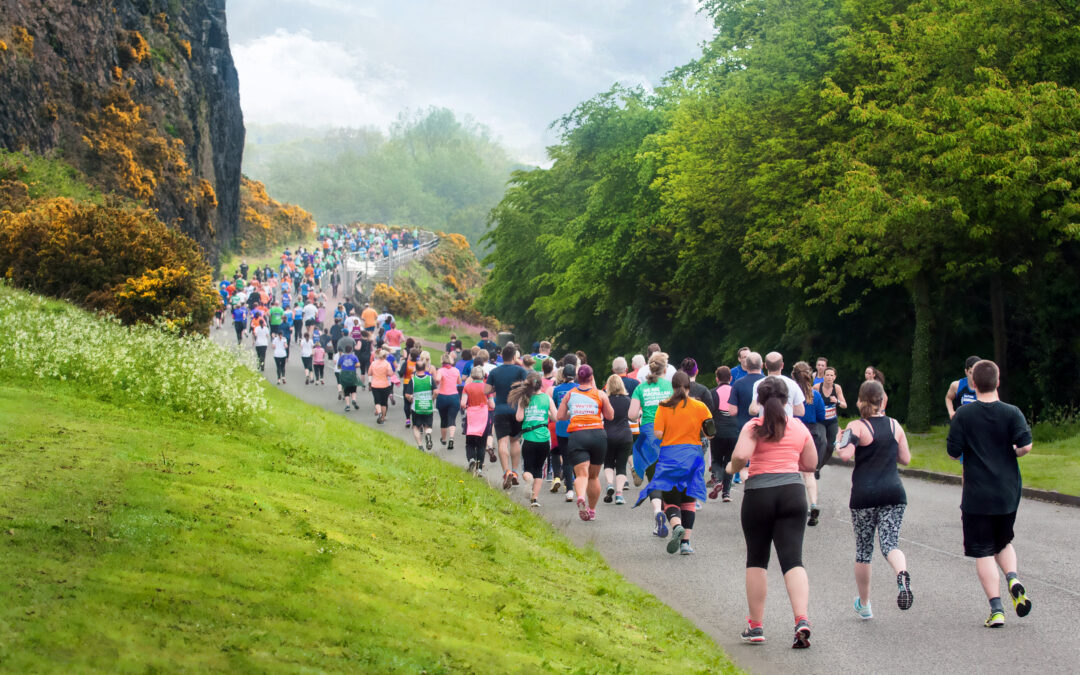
[235,176,316,254]
[0,197,218,331]
[372,282,426,318]
[0,285,266,424]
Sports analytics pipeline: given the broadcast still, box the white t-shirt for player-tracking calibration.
[300,338,314,358]
[272,335,289,358]
[303,303,318,322]
[253,325,270,347]
[751,374,806,417]
[343,316,359,333]
[634,364,677,382]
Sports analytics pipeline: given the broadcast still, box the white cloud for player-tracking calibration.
[232,30,405,128]
[227,1,716,162]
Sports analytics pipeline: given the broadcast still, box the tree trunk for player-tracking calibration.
[907,272,933,432]
[990,271,1009,401]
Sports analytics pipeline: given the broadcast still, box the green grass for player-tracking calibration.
[0,289,737,672]
[0,149,103,203]
[397,316,483,349]
[904,425,1080,496]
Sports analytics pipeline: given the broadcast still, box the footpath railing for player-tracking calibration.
[342,231,439,300]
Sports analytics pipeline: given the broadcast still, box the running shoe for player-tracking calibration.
[338,392,343,400]
[587,509,596,521]
[792,619,811,649]
[708,483,722,500]
[405,419,411,428]
[614,495,625,505]
[577,496,589,521]
[706,476,715,488]
[467,459,477,475]
[417,444,424,452]
[854,597,873,620]
[389,394,396,406]
[1009,578,1032,617]
[722,492,732,502]
[632,469,642,487]
[425,433,433,451]
[814,470,821,480]
[530,498,539,508]
[510,472,520,486]
[550,477,562,493]
[667,525,685,554]
[440,438,447,446]
[344,405,350,412]
[732,472,741,485]
[502,472,513,490]
[679,541,694,555]
[984,610,1005,628]
[376,416,385,425]
[897,571,913,610]
[487,447,497,463]
[740,622,765,644]
[808,504,820,527]
[565,490,575,502]
[653,512,668,538]
[604,486,615,503]
[447,439,454,451]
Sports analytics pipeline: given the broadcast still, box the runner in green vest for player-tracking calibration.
[407,352,436,451]
[511,371,558,507]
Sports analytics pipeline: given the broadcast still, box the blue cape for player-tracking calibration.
[634,443,707,506]
[631,423,661,478]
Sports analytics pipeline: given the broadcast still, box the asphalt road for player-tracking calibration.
[218,327,1080,674]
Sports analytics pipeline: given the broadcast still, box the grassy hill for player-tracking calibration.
[0,285,738,673]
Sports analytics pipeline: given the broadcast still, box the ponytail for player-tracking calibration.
[508,371,543,409]
[660,372,691,409]
[754,376,789,442]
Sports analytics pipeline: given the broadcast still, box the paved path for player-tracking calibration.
[217,328,1080,674]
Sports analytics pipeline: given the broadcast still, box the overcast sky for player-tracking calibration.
[226,0,715,164]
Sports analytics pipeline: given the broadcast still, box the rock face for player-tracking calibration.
[0,0,244,261]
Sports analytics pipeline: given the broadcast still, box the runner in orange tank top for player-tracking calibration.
[557,365,614,521]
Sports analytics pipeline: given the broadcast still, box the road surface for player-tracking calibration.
[216,327,1080,674]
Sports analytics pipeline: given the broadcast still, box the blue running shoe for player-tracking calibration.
[653,512,668,538]
[854,596,873,620]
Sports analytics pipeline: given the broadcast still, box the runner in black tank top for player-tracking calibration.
[837,381,914,618]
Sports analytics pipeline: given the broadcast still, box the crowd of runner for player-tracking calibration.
[215,239,1036,651]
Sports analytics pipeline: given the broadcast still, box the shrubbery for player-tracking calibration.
[0,285,266,424]
[0,196,218,332]
[235,176,316,254]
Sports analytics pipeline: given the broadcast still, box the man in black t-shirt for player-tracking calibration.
[485,344,528,489]
[946,360,1033,628]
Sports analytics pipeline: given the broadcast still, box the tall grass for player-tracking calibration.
[0,285,266,424]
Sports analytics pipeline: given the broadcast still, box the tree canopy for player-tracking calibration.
[480,0,1080,427]
[243,108,526,250]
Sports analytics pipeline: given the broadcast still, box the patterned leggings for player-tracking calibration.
[851,504,906,564]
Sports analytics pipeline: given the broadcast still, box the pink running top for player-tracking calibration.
[746,417,812,477]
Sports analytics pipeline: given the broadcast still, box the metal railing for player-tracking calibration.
[342,231,439,298]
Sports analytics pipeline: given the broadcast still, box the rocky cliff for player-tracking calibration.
[0,0,244,260]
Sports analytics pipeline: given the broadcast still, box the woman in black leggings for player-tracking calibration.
[727,377,819,648]
[813,366,847,477]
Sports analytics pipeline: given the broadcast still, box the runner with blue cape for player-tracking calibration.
[634,443,707,507]
[631,425,661,480]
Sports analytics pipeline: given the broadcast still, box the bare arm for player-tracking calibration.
[798,434,817,473]
[835,384,847,409]
[945,380,958,419]
[515,401,525,423]
[836,420,862,462]
[628,397,641,421]
[484,382,494,395]
[895,422,911,465]
[556,392,570,421]
[793,402,805,417]
[548,398,558,419]
[1016,443,1032,458]
[601,392,614,421]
